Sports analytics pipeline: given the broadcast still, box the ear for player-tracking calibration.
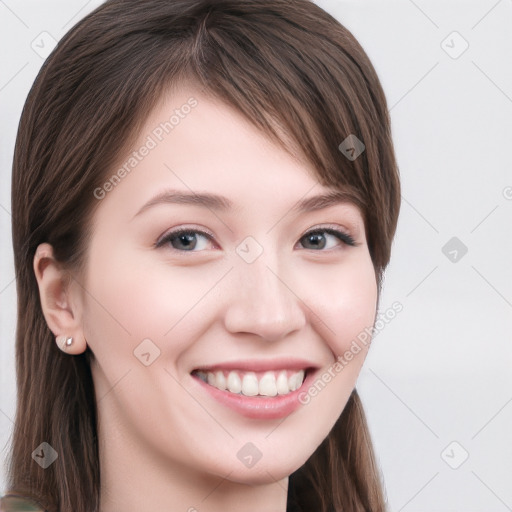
[33,243,87,355]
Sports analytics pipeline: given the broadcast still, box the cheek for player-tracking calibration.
[298,252,378,359]
[332,269,377,356]
[80,242,229,356]
[294,252,377,410]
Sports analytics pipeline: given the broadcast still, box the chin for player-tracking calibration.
[220,457,306,485]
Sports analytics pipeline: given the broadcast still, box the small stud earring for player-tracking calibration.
[56,335,73,351]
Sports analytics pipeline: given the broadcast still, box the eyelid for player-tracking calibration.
[302,223,358,246]
[154,225,216,249]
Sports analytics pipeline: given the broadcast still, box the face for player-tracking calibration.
[79,84,377,485]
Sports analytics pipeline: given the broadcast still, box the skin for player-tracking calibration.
[34,85,378,512]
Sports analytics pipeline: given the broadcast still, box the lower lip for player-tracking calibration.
[190,369,318,420]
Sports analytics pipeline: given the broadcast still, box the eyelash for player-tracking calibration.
[155,226,357,253]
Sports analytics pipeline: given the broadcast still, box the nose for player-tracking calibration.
[223,256,307,342]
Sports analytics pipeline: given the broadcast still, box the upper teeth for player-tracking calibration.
[195,369,306,397]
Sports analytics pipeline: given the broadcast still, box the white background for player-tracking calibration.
[1,1,511,510]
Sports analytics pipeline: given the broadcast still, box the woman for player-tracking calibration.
[1,0,400,511]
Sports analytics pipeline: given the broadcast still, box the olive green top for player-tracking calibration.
[0,495,46,512]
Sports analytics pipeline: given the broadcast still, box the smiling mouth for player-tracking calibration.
[191,368,312,397]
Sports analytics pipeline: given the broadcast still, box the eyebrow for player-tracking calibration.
[133,188,357,218]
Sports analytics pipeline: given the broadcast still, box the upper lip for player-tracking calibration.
[191,358,321,373]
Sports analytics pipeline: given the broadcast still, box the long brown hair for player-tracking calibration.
[6,1,400,511]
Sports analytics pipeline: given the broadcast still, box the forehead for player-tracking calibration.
[93,84,363,224]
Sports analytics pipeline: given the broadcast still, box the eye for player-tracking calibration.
[155,226,357,253]
[155,228,215,252]
[298,227,356,250]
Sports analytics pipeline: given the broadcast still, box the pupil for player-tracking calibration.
[176,233,196,249]
[306,233,325,249]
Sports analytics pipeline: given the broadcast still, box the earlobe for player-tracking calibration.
[33,243,87,355]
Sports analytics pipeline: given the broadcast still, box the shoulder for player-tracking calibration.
[0,494,47,512]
